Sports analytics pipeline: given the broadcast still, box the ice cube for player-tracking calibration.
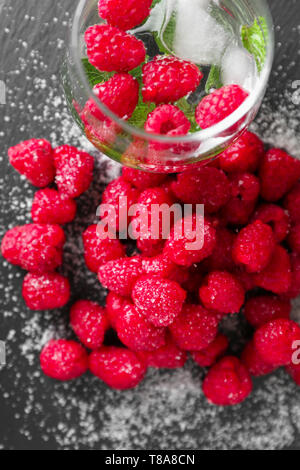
[221,44,257,92]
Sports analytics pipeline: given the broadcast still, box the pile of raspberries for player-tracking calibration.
[3,130,300,407]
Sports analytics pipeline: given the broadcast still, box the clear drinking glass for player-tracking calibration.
[62,0,274,173]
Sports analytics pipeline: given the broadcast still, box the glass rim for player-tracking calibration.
[70,0,274,144]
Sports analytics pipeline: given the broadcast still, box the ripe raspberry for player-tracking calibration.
[285,253,300,299]
[199,271,245,315]
[171,167,230,213]
[254,318,300,367]
[82,225,125,273]
[219,131,264,173]
[206,227,236,272]
[232,221,276,273]
[244,295,291,328]
[85,24,146,72]
[54,145,94,198]
[190,334,229,368]
[137,334,187,369]
[116,302,166,351]
[288,223,300,254]
[132,275,186,327]
[241,340,276,377]
[222,172,260,226]
[169,304,218,351]
[141,253,177,278]
[100,176,140,232]
[195,85,248,129]
[253,245,291,295]
[98,0,153,31]
[70,300,109,350]
[22,272,70,311]
[286,362,300,386]
[252,203,290,243]
[1,224,65,273]
[233,267,256,292]
[137,237,165,257]
[31,189,77,225]
[122,167,167,191]
[284,183,300,224]
[202,356,252,406]
[164,214,216,267]
[142,56,203,104]
[259,148,300,202]
[8,139,55,187]
[89,346,147,390]
[40,340,88,381]
[98,256,143,297]
[106,292,130,329]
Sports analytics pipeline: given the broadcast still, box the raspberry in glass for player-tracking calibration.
[142,56,203,104]
[252,203,290,243]
[54,145,94,198]
[254,318,300,367]
[137,334,187,369]
[82,224,125,273]
[98,0,153,31]
[283,183,300,224]
[40,340,88,381]
[219,131,264,173]
[70,300,109,350]
[105,292,130,329]
[232,220,276,273]
[285,253,300,299]
[169,304,218,351]
[132,275,186,327]
[98,256,143,297]
[244,294,291,328]
[202,356,252,406]
[31,189,77,225]
[195,85,248,129]
[22,272,70,311]
[8,139,55,187]
[1,224,65,273]
[253,245,291,295]
[259,148,300,202]
[287,223,300,254]
[116,302,166,351]
[85,24,146,72]
[190,334,229,368]
[89,346,147,390]
[241,340,277,377]
[199,271,245,315]
[122,167,167,191]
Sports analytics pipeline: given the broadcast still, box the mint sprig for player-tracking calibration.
[241,16,268,73]
[205,65,223,94]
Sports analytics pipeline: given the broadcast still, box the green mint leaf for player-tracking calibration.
[153,10,177,54]
[151,0,162,7]
[81,58,114,87]
[205,65,223,94]
[128,95,155,129]
[241,16,268,73]
[176,98,200,133]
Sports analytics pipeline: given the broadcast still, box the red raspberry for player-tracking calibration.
[164,214,216,267]
[284,183,300,224]
[89,346,147,390]
[285,253,300,299]
[288,223,300,254]
[199,271,245,315]
[70,300,109,350]
[244,295,291,328]
[40,340,88,381]
[259,148,300,202]
[169,304,218,351]
[286,362,300,386]
[190,334,229,368]
[85,24,146,72]
[137,238,165,257]
[22,272,70,311]
[142,56,203,104]
[222,172,260,226]
[105,292,130,329]
[8,139,55,187]
[241,340,277,377]
[202,356,252,406]
[132,275,186,327]
[141,253,177,278]
[98,256,143,297]
[1,224,65,273]
[98,0,153,31]
[206,227,236,272]
[233,267,256,292]
[195,85,248,129]
[253,245,291,295]
[232,221,276,273]
[54,145,94,198]
[171,167,230,213]
[100,176,140,233]
[252,203,290,243]
[254,319,300,367]
[116,302,166,351]
[82,225,125,273]
[219,131,264,173]
[31,189,77,225]
[122,167,167,191]
[137,334,187,369]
